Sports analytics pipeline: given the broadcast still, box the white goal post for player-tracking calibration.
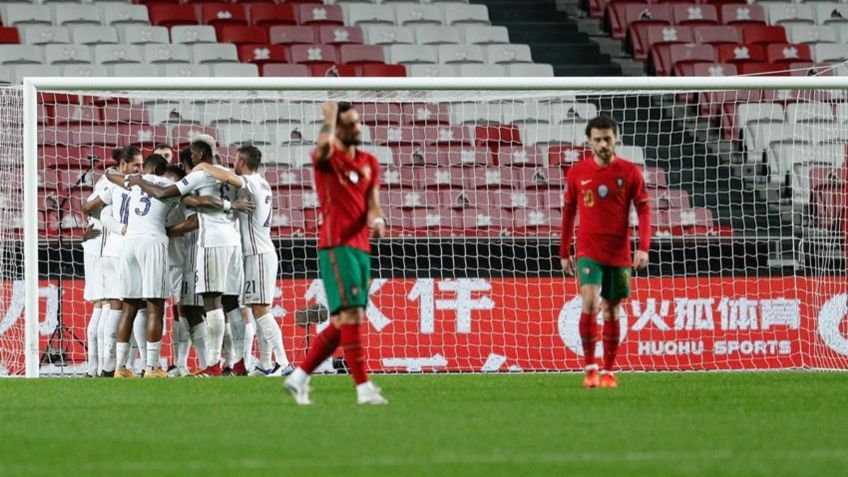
[14,77,848,377]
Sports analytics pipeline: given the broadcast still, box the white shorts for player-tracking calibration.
[242,252,278,305]
[101,255,123,300]
[169,266,183,303]
[119,237,169,300]
[83,252,103,302]
[195,246,243,296]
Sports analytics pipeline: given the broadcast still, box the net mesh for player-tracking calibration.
[6,85,848,375]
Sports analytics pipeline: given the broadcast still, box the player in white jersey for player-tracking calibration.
[82,147,143,377]
[193,145,292,377]
[128,135,246,377]
[80,168,111,377]
[104,154,177,378]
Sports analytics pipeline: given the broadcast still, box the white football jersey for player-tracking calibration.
[175,168,240,248]
[236,173,275,256]
[82,175,109,255]
[125,174,176,243]
[165,205,186,269]
[98,179,131,258]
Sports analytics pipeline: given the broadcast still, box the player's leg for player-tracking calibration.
[143,298,167,377]
[115,300,142,377]
[241,307,255,372]
[100,253,125,377]
[576,258,603,388]
[184,305,208,371]
[96,300,109,374]
[247,252,290,375]
[223,295,244,375]
[83,251,103,377]
[131,308,148,372]
[85,303,102,377]
[196,246,236,376]
[598,266,629,388]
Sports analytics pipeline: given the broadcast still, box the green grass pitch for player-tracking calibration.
[1,373,847,476]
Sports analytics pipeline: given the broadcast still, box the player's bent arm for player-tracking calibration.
[166,214,198,238]
[192,163,243,189]
[100,205,124,235]
[81,196,104,217]
[104,168,129,190]
[127,175,181,200]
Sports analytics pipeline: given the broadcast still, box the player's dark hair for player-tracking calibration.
[123,146,142,162]
[111,147,125,163]
[585,115,618,137]
[178,148,192,170]
[164,164,186,180]
[191,140,213,161]
[237,144,262,171]
[336,101,353,121]
[143,153,168,176]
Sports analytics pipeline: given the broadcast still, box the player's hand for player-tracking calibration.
[232,196,255,213]
[321,101,339,121]
[82,225,101,241]
[126,174,142,187]
[369,216,386,239]
[561,257,575,276]
[166,226,182,238]
[633,250,649,270]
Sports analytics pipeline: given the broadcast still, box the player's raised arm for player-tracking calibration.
[631,168,652,270]
[314,101,339,164]
[192,162,243,189]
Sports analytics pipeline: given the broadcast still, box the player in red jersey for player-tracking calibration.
[560,115,652,388]
[284,101,388,405]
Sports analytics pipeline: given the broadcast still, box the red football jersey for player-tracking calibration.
[312,145,381,253]
[561,156,650,267]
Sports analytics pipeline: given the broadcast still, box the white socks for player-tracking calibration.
[190,322,209,369]
[227,309,245,362]
[96,304,110,372]
[132,310,148,370]
[115,342,129,371]
[222,321,234,368]
[256,313,289,367]
[86,307,102,375]
[101,308,123,372]
[255,316,272,370]
[205,308,225,367]
[146,341,162,371]
[243,321,255,369]
[176,316,191,369]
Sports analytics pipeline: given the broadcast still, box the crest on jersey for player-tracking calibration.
[598,184,608,199]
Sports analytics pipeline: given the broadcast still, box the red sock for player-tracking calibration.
[578,312,598,368]
[300,324,341,374]
[341,323,368,385]
[603,319,621,372]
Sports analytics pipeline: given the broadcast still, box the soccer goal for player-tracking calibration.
[5,76,848,377]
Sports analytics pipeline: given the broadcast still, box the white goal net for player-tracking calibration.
[5,77,848,376]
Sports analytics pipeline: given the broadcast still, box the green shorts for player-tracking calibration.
[318,246,371,315]
[576,257,631,301]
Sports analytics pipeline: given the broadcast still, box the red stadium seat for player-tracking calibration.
[513,208,562,233]
[148,5,198,28]
[269,26,316,46]
[52,104,101,125]
[497,146,546,167]
[201,5,247,28]
[268,168,312,189]
[120,124,168,146]
[672,4,718,26]
[249,4,297,27]
[766,43,812,63]
[290,44,337,65]
[736,62,790,76]
[380,166,416,189]
[742,26,788,45]
[0,27,20,44]
[371,126,420,146]
[475,125,521,147]
[654,43,716,76]
[513,167,564,189]
[392,146,439,166]
[262,63,309,77]
[608,4,673,41]
[717,43,765,64]
[674,61,737,77]
[464,167,514,189]
[339,44,385,64]
[428,126,474,146]
[548,145,589,169]
[495,190,543,209]
[39,146,113,169]
[630,24,693,60]
[694,25,742,45]
[296,4,344,26]
[101,104,150,125]
[417,167,466,189]
[720,4,766,25]
[309,64,358,77]
[401,103,451,125]
[318,26,364,45]
[644,166,669,188]
[217,26,269,46]
[361,64,406,77]
[238,44,286,65]
[354,103,403,126]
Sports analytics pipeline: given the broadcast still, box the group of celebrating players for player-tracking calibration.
[78,100,650,405]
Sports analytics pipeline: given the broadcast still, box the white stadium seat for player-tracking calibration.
[815,4,848,26]
[502,101,552,124]
[745,123,813,164]
[191,44,239,64]
[0,66,12,84]
[787,25,838,44]
[45,44,93,64]
[484,44,533,64]
[110,64,159,78]
[462,26,510,45]
[766,4,815,25]
[786,102,834,123]
[4,6,53,27]
[737,103,785,129]
[144,44,192,64]
[345,5,396,26]
[211,63,259,77]
[450,101,502,124]
[55,5,102,27]
[406,64,459,77]
[507,63,554,77]
[522,124,585,145]
[12,64,61,83]
[438,44,485,64]
[171,26,217,45]
[119,25,169,45]
[836,104,848,123]
[20,26,71,45]
[549,102,598,123]
[218,123,275,146]
[161,64,212,78]
[457,63,505,76]
[387,45,438,64]
[443,4,490,25]
[62,64,109,77]
[395,5,444,26]
[814,43,848,61]
[102,5,150,26]
[267,145,313,167]
[364,26,415,45]
[71,27,120,45]
[94,44,143,64]
[415,26,462,45]
[617,145,646,165]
